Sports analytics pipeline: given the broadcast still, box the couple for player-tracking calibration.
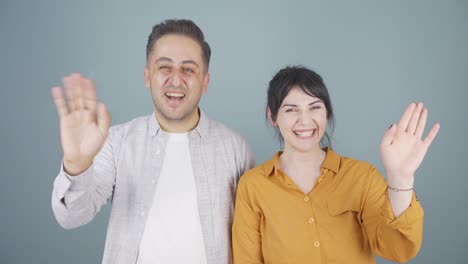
[51,19,440,264]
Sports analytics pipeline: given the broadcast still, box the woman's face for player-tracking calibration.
[273,87,328,154]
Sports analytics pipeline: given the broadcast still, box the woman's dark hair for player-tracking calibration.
[267,65,335,148]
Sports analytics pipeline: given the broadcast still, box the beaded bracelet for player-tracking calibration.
[387,185,414,192]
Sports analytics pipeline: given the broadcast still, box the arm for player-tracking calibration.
[51,132,117,229]
[360,102,440,262]
[238,138,255,178]
[232,177,263,264]
[361,167,424,263]
[50,73,113,229]
[380,102,440,216]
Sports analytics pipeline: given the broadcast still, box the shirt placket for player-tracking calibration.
[133,131,167,261]
[305,168,331,262]
[189,134,216,264]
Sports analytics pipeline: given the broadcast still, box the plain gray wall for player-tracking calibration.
[1,0,466,263]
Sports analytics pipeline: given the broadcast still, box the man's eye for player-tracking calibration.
[159,65,170,70]
[285,108,295,113]
[184,67,195,74]
[311,105,322,110]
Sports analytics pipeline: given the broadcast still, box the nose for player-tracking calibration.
[169,72,182,87]
[297,111,312,125]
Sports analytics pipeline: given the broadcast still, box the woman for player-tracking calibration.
[232,66,440,263]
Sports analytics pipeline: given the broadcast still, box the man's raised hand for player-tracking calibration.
[51,73,111,175]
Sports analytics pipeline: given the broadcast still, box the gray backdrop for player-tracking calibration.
[1,0,466,263]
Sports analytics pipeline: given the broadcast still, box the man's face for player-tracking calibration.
[144,34,209,131]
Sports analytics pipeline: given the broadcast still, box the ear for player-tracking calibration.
[267,107,277,127]
[144,65,150,88]
[201,72,210,94]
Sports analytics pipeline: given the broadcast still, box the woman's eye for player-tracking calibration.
[285,108,295,113]
[311,105,322,110]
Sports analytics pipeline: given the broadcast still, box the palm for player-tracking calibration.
[381,128,430,177]
[51,73,111,174]
[60,110,107,162]
[380,102,440,179]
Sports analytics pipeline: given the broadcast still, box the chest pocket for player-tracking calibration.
[327,193,361,216]
[326,193,365,248]
[326,193,363,235]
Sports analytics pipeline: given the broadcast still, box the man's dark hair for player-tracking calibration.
[267,65,335,148]
[146,19,211,70]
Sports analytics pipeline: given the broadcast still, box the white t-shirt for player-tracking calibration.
[137,133,207,264]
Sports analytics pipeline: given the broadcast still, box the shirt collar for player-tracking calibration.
[149,109,210,139]
[264,152,281,177]
[321,148,341,173]
[264,147,341,177]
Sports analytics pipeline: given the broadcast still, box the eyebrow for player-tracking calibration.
[155,57,200,68]
[282,99,323,108]
[181,60,200,68]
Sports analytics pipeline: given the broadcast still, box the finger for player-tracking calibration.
[414,108,428,138]
[63,73,84,111]
[423,123,441,147]
[51,86,69,118]
[97,102,111,136]
[397,102,416,134]
[380,123,397,147]
[81,77,97,112]
[407,102,424,135]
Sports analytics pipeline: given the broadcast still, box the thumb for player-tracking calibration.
[97,102,111,136]
[380,123,397,147]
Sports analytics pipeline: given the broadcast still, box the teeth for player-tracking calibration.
[294,130,315,137]
[165,92,184,98]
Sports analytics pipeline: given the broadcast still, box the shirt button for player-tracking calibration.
[151,179,157,184]
[304,196,309,202]
[140,211,146,217]
[314,241,320,247]
[155,149,161,155]
[308,217,315,224]
[323,169,329,173]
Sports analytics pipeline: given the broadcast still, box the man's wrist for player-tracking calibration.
[63,159,92,176]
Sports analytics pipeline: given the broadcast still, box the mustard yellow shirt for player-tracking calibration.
[232,148,423,264]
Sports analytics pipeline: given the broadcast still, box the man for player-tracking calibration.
[51,19,255,264]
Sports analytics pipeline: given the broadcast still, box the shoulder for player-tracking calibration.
[107,114,152,140]
[340,155,375,172]
[235,157,276,205]
[205,116,247,142]
[238,159,273,187]
[332,150,382,184]
[201,114,251,156]
[325,148,373,172]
